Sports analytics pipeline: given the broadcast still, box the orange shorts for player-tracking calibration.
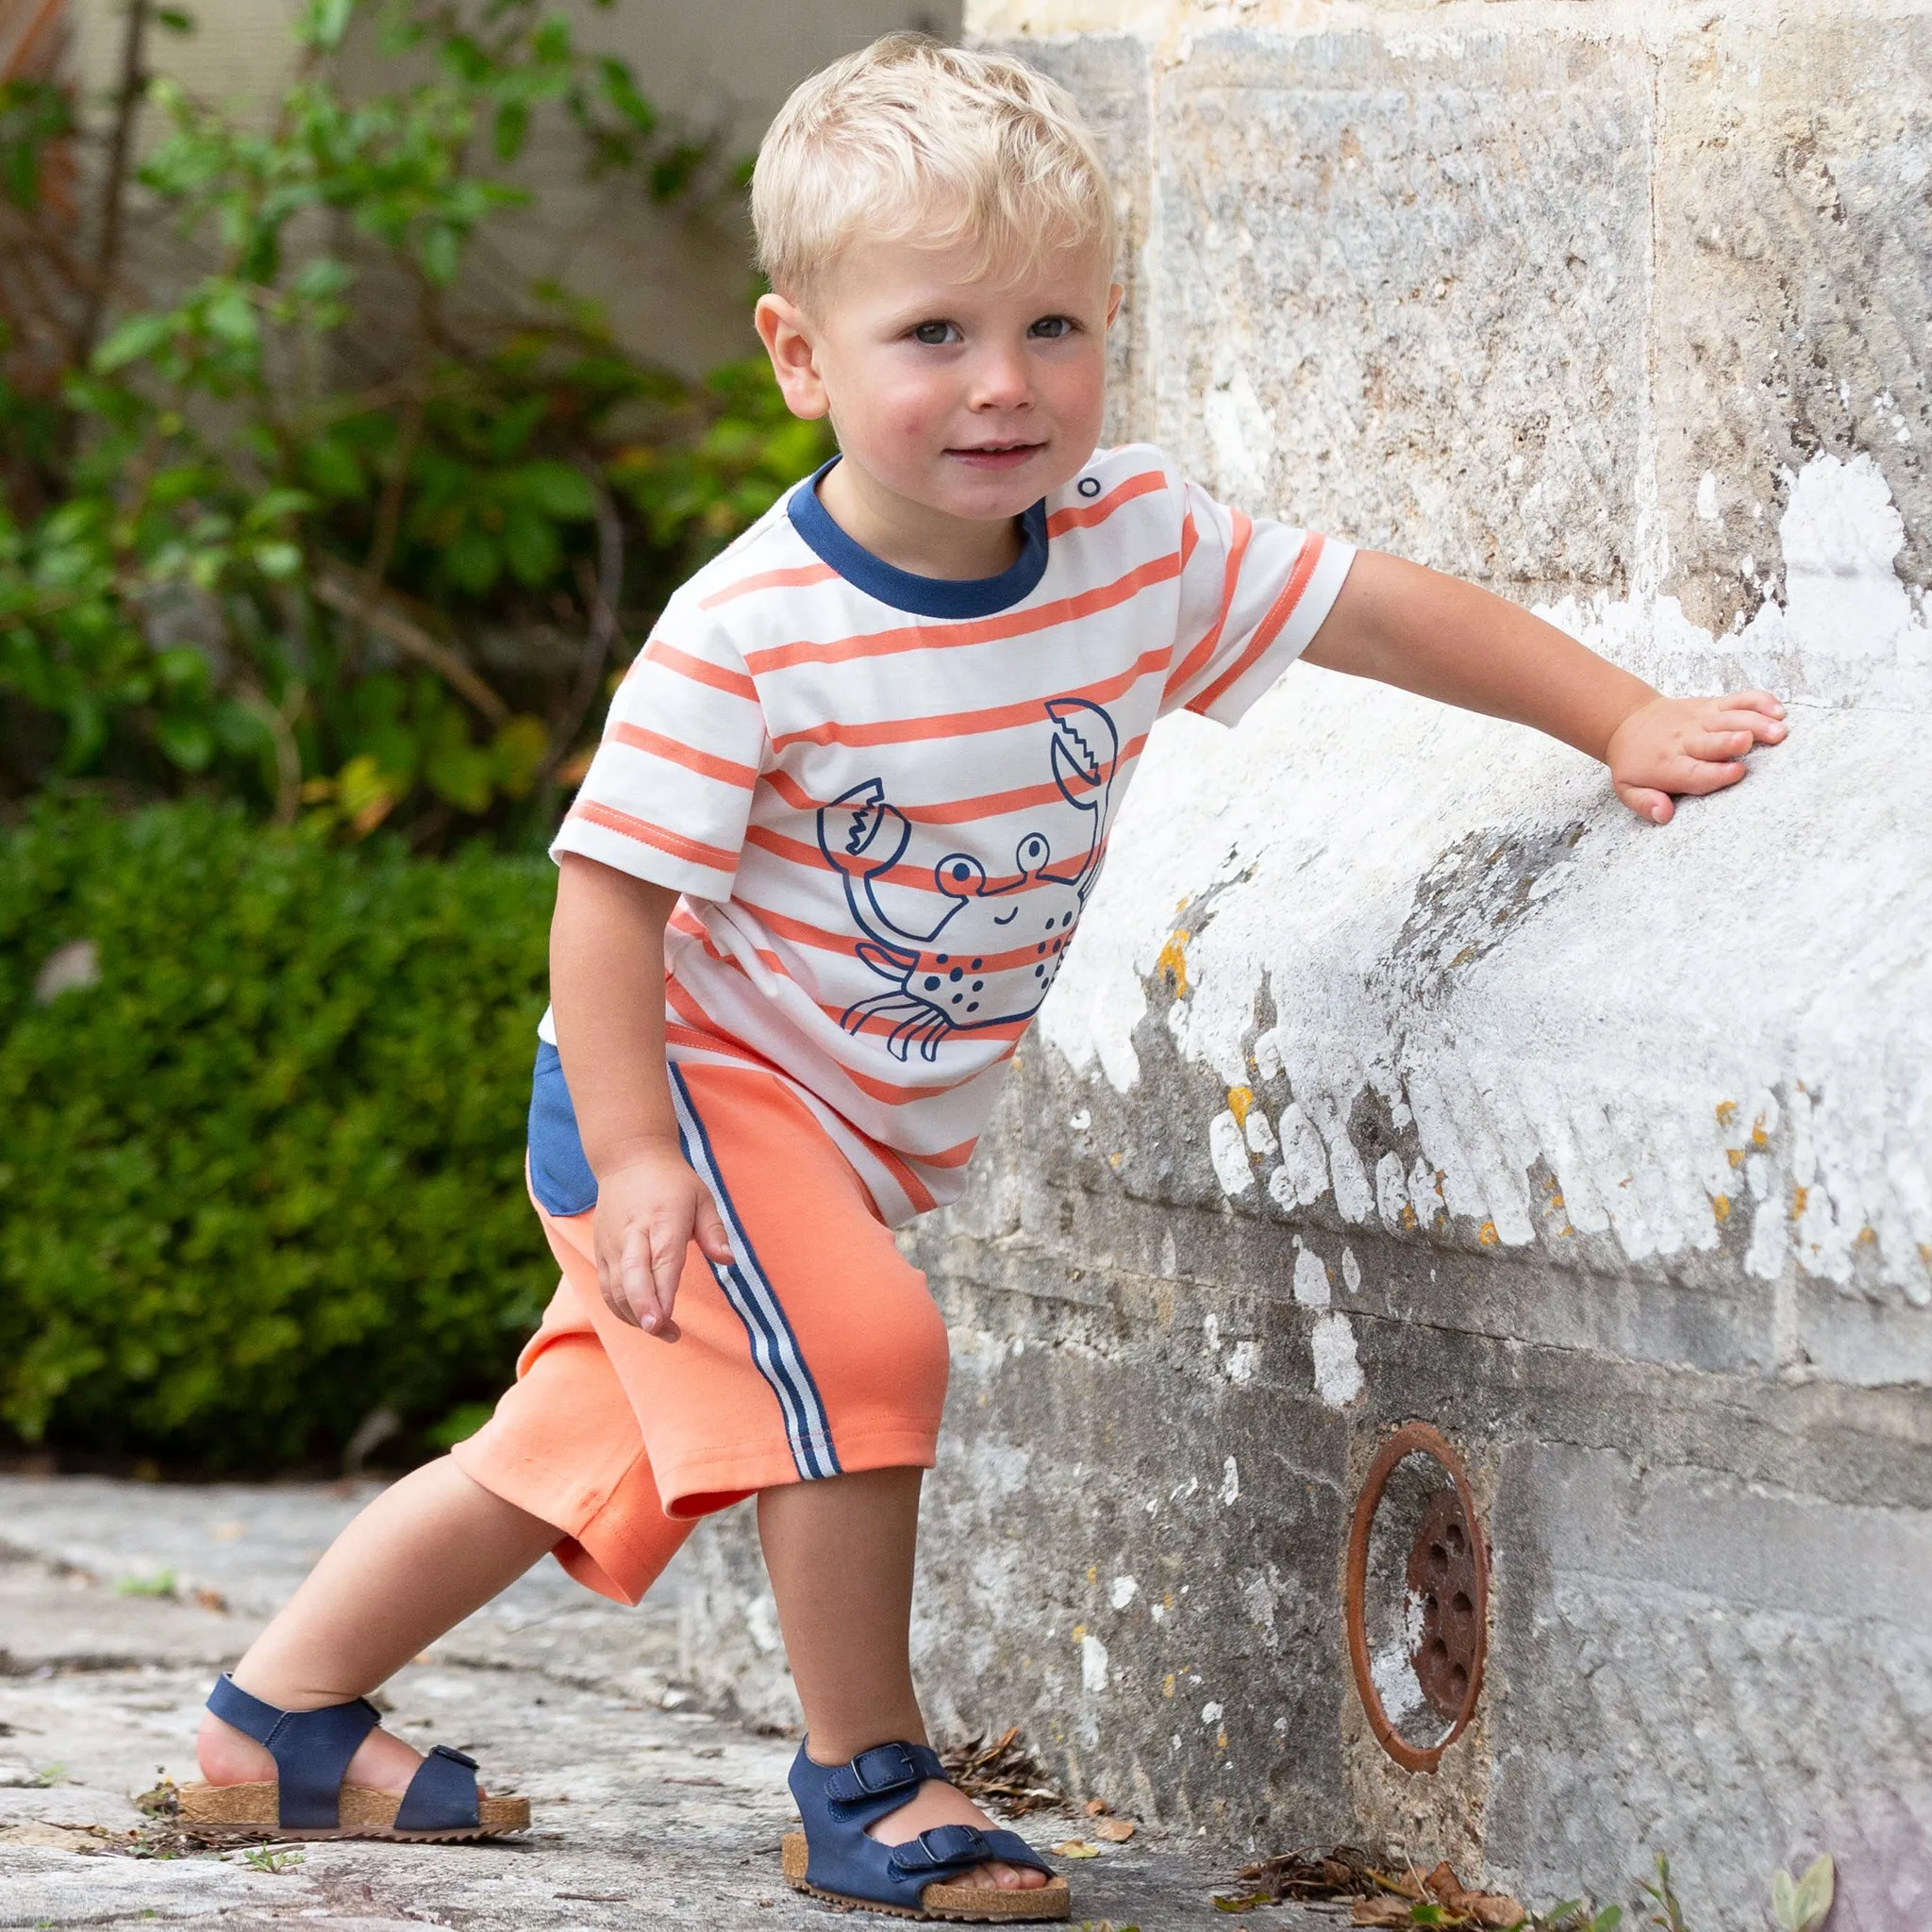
[452,1056,950,1606]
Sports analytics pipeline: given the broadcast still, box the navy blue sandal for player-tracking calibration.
[178,1673,529,1840]
[781,1740,1069,1922]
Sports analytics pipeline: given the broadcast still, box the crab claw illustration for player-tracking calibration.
[818,777,912,877]
[1046,697,1120,808]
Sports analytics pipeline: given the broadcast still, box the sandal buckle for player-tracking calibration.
[847,1741,920,1794]
[429,1744,479,1771]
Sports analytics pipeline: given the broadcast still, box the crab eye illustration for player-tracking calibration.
[1015,832,1051,873]
[937,854,987,898]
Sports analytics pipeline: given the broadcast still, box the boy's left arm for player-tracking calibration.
[1303,553,1786,823]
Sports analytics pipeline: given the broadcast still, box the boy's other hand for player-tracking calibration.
[1606,690,1787,824]
[591,1145,734,1341]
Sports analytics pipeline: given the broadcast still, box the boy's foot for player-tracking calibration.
[864,1774,1050,1892]
[196,1707,484,1800]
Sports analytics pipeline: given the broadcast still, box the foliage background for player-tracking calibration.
[0,799,554,1467]
[0,0,829,1465]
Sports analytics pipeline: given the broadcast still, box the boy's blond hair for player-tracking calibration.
[752,34,1115,304]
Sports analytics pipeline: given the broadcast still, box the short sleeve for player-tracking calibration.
[1160,477,1356,726]
[550,615,767,901]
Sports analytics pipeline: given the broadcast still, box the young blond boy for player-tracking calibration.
[181,33,1785,1922]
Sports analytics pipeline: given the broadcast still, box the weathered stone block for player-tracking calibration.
[1152,28,1654,602]
[1653,16,1932,634]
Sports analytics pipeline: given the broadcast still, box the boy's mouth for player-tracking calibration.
[946,441,1045,471]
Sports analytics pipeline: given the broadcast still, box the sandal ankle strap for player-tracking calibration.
[206,1674,380,1830]
[824,1740,946,1811]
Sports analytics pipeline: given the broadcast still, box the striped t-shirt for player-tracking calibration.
[544,442,1355,1225]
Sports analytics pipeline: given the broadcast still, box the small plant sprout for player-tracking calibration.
[1641,1856,1691,1932]
[239,1844,305,1874]
[114,1568,178,1599]
[1772,1856,1833,1932]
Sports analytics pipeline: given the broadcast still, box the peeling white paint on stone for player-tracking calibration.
[1291,1250,1331,1307]
[1111,1574,1140,1609]
[1311,1312,1365,1408]
[1040,455,1932,1319]
[1371,1590,1431,1728]
[1225,1340,1260,1383]
[1082,1632,1110,1693]
[1220,1457,1241,1505]
[1208,1108,1255,1195]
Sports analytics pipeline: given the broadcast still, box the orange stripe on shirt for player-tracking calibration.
[570,800,740,875]
[665,976,979,1109]
[1045,469,1166,536]
[641,637,758,703]
[743,823,1111,897]
[769,649,1170,753]
[1166,509,1253,701]
[1191,532,1325,716]
[610,723,759,790]
[743,553,1182,675]
[761,737,1146,827]
[696,561,838,609]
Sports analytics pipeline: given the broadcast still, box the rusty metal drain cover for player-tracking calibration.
[1343,1422,1490,1774]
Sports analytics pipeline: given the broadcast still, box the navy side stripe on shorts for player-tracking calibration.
[668,1067,841,1481]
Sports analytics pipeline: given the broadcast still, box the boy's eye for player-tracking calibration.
[1028,315,1076,340]
[910,321,960,345]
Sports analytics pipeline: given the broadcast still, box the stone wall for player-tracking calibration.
[677,4,1931,1927]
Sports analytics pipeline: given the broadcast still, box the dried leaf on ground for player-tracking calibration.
[1232,1849,1522,1928]
[1232,1844,1401,1903]
[1054,1840,1102,1859]
[1092,1818,1137,1841]
[939,1726,1065,1817]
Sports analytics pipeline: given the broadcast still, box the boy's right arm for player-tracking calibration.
[549,854,732,1341]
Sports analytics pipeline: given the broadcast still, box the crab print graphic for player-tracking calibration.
[815,698,1122,1061]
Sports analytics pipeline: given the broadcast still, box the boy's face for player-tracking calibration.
[758,225,1121,534]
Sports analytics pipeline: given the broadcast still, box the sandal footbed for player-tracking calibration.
[781,1830,1071,1924]
[177,1779,528,1840]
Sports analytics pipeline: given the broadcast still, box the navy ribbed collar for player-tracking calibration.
[786,457,1049,618]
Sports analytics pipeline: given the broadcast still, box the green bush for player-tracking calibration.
[0,799,558,1468]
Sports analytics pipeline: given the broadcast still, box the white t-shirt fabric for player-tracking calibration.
[543,442,1356,1225]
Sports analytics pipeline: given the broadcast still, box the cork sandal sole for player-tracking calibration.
[782,1831,1071,1923]
[177,1780,529,1842]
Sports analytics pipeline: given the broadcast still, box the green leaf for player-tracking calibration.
[511,460,595,520]
[291,257,354,302]
[295,0,353,50]
[154,713,215,771]
[92,311,175,373]
[301,437,364,500]
[1773,1857,1833,1932]
[203,285,258,347]
[492,99,528,160]
[443,527,499,595]
[155,7,196,33]
[251,541,303,580]
[418,225,460,286]
[500,509,557,588]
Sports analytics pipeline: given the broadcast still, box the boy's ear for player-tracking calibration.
[1107,282,1124,330]
[756,293,830,422]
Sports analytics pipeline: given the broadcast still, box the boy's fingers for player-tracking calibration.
[1709,708,1786,741]
[1720,688,1785,717]
[1615,781,1674,824]
[642,1215,685,1336]
[1674,758,1750,796]
[1684,728,1755,761]
[612,1225,649,1327]
[695,1193,732,1266]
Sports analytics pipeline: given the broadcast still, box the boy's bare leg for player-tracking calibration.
[196,1457,561,1796]
[758,1466,1047,1892]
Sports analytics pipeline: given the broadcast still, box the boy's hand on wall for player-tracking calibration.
[1605,691,1788,824]
[591,1147,734,1341]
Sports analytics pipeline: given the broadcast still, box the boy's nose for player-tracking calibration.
[967,348,1033,411]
